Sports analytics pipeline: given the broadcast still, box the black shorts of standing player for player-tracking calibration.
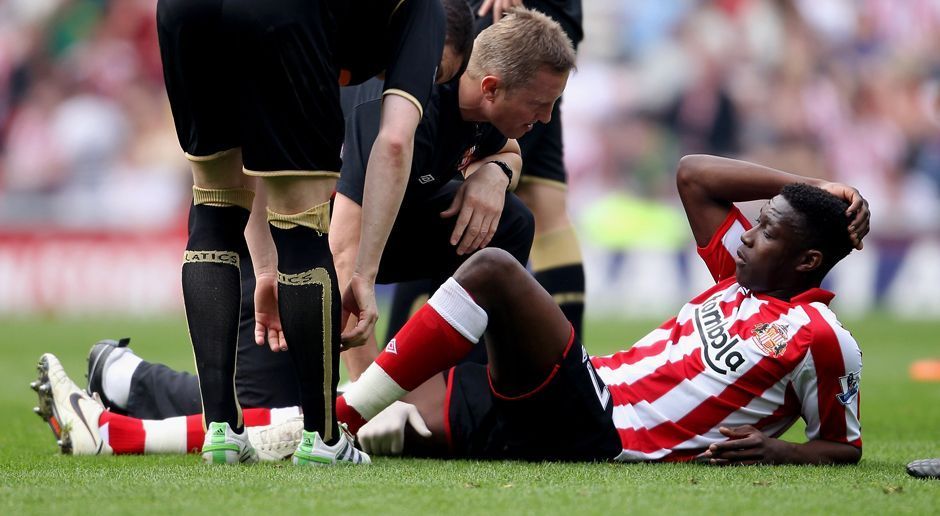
[445,329,621,461]
[157,0,344,173]
[158,0,444,173]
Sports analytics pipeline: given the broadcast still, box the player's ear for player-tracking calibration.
[481,75,501,101]
[795,249,823,273]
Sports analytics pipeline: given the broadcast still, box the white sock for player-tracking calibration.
[142,415,189,453]
[102,349,142,409]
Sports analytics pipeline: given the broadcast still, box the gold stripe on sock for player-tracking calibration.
[267,202,331,232]
[552,292,585,305]
[277,267,334,441]
[183,250,240,267]
[192,186,255,211]
[531,225,583,272]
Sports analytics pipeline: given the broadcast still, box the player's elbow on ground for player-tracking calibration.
[843,446,862,465]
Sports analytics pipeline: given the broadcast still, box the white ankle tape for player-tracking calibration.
[343,363,407,421]
[427,278,488,344]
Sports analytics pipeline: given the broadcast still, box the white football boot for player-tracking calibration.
[292,424,370,466]
[201,421,258,464]
[32,353,112,455]
[247,415,304,462]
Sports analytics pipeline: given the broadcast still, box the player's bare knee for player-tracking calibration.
[454,249,524,302]
[263,176,336,214]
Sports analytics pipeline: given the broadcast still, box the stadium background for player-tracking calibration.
[1,0,940,319]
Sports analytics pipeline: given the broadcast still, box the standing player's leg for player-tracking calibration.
[515,100,586,337]
[263,176,343,448]
[228,0,366,465]
[86,214,300,420]
[336,248,569,434]
[157,0,256,464]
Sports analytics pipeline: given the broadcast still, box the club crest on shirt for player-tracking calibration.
[751,322,789,357]
[458,145,478,172]
[837,370,860,406]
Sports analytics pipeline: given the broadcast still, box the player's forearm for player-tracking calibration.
[769,438,862,465]
[245,184,277,278]
[464,139,522,191]
[355,135,414,280]
[677,154,824,205]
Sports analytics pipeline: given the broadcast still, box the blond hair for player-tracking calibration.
[466,7,576,91]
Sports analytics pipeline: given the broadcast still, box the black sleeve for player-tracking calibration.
[337,81,384,205]
[382,0,446,116]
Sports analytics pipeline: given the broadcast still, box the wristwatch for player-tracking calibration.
[487,160,514,191]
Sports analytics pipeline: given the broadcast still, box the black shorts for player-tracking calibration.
[445,329,621,461]
[516,100,567,187]
[157,0,344,175]
[373,180,534,284]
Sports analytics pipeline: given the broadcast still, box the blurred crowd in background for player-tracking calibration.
[2,0,939,234]
[1,0,939,316]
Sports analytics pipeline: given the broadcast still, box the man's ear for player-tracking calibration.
[795,249,823,273]
[481,75,501,101]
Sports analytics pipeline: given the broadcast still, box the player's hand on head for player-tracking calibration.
[818,181,870,250]
[254,272,287,352]
[440,164,508,255]
[357,401,432,456]
[477,0,524,22]
[340,274,378,351]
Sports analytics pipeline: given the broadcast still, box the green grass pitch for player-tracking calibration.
[1,314,938,514]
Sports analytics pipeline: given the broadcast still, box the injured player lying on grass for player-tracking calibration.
[32,155,869,464]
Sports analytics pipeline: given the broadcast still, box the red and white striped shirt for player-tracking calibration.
[591,207,862,462]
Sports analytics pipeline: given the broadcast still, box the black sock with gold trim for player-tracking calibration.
[269,205,339,444]
[531,225,586,338]
[534,263,585,337]
[183,200,250,431]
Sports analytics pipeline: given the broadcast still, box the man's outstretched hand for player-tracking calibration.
[254,272,287,352]
[341,273,378,351]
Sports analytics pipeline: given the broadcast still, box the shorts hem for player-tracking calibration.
[487,324,576,401]
[243,168,340,178]
[184,148,239,162]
